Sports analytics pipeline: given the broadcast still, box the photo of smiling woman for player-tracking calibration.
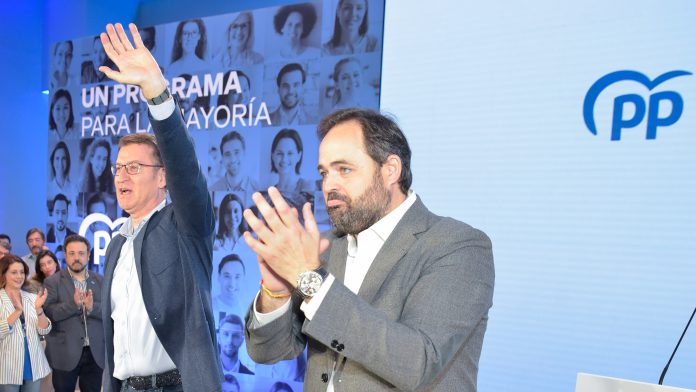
[214,193,248,254]
[168,18,208,76]
[218,11,264,68]
[269,128,317,194]
[322,0,380,55]
[78,138,115,194]
[48,89,75,141]
[48,141,76,201]
[272,3,320,59]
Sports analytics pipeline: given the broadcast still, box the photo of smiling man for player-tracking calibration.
[268,62,317,126]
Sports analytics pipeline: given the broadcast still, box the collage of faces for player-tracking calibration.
[46,1,384,391]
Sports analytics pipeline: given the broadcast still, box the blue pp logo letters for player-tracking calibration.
[583,70,691,140]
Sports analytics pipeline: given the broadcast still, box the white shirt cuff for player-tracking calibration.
[251,291,292,328]
[300,273,335,320]
[147,96,175,121]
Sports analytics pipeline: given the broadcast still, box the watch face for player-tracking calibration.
[298,270,323,297]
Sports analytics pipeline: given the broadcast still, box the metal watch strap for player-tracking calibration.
[146,88,171,105]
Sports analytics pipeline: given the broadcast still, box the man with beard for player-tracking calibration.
[44,234,105,392]
[47,193,77,244]
[23,227,47,277]
[268,63,317,126]
[243,109,495,391]
[209,131,259,207]
[218,314,254,375]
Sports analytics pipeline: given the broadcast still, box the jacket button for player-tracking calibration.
[321,373,329,383]
[330,340,338,348]
[336,343,344,352]
[153,313,160,320]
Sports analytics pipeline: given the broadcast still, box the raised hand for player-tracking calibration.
[99,23,167,99]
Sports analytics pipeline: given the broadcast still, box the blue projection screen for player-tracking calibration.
[380,1,696,391]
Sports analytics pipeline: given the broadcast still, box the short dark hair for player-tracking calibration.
[50,141,71,179]
[0,234,11,244]
[273,3,317,39]
[218,254,245,275]
[271,128,303,174]
[276,63,306,87]
[220,313,244,329]
[49,89,75,130]
[51,193,70,214]
[220,131,246,153]
[318,108,412,194]
[34,249,61,284]
[0,255,28,289]
[26,228,45,243]
[119,133,163,166]
[64,234,90,253]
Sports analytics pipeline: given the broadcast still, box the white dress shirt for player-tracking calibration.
[253,190,417,390]
[111,97,177,379]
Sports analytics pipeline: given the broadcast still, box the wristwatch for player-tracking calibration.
[146,88,171,105]
[295,267,329,300]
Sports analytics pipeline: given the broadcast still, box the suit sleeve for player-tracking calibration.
[44,277,80,323]
[244,298,308,364]
[149,102,214,239]
[303,225,494,391]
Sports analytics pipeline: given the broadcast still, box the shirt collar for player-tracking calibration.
[119,199,167,239]
[348,190,417,247]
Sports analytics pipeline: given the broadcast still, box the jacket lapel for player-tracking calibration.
[357,197,431,304]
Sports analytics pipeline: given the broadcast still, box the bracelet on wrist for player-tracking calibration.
[260,280,291,299]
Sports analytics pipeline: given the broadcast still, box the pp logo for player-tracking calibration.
[78,213,127,266]
[583,70,691,140]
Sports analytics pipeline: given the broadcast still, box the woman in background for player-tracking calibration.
[269,128,315,194]
[330,57,366,110]
[214,194,248,253]
[79,139,114,194]
[26,251,60,295]
[273,3,320,59]
[168,19,207,75]
[218,12,263,68]
[0,255,51,392]
[323,0,378,55]
[49,41,74,90]
[47,142,75,201]
[48,90,75,141]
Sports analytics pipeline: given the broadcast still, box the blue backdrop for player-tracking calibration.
[1,1,695,391]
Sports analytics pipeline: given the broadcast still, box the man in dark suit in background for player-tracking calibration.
[98,23,222,392]
[44,234,104,392]
[244,108,495,391]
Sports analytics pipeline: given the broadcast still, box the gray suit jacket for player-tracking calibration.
[44,269,105,371]
[245,197,495,391]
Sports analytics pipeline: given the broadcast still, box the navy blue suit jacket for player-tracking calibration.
[102,104,223,392]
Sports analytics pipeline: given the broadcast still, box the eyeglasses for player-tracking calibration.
[112,162,163,175]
